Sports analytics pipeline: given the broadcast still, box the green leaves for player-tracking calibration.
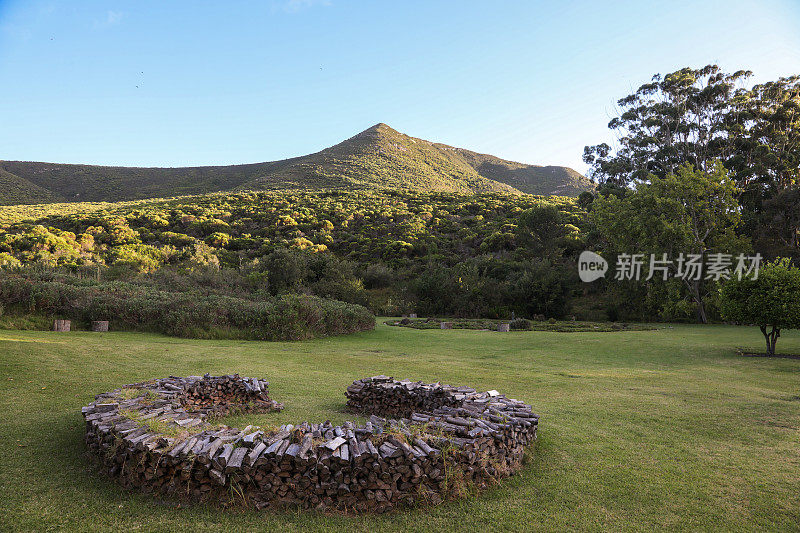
[720,258,800,331]
[584,65,800,258]
[589,163,749,322]
[591,163,745,256]
[720,258,800,353]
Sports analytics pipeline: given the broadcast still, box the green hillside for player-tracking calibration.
[0,189,588,319]
[449,148,592,196]
[0,124,592,204]
[0,168,64,205]
[244,123,520,194]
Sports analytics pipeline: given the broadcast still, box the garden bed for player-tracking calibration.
[385,317,655,333]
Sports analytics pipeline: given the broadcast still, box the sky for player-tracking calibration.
[0,1,799,174]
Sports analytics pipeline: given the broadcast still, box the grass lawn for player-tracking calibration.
[0,321,798,532]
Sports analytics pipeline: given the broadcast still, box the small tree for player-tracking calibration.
[720,258,800,355]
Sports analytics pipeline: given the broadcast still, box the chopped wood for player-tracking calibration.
[83,373,537,513]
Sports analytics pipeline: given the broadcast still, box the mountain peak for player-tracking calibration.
[356,122,398,137]
[0,124,593,204]
[370,122,393,131]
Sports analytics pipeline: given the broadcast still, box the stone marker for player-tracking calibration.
[53,319,71,332]
[409,313,417,319]
[91,320,109,332]
[497,323,510,332]
[440,322,453,329]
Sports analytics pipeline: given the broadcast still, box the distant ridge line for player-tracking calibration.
[0,123,593,205]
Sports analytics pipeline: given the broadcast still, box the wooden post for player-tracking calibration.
[440,322,452,330]
[53,319,71,332]
[497,323,510,332]
[92,321,109,332]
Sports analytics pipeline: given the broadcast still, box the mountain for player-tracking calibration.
[0,168,64,204]
[0,123,592,205]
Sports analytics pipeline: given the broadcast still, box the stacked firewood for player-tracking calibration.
[180,374,279,416]
[83,374,538,512]
[346,375,475,417]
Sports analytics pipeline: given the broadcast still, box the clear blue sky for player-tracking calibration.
[1,0,799,173]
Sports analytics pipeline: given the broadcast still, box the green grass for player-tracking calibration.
[0,321,798,531]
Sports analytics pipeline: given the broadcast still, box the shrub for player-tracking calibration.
[205,232,231,247]
[509,318,532,330]
[362,263,393,289]
[720,258,800,355]
[0,271,374,341]
[0,253,21,269]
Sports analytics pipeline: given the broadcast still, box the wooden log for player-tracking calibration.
[225,446,248,472]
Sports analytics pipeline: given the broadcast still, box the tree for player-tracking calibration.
[577,191,594,210]
[262,248,308,294]
[720,258,800,355]
[507,260,571,319]
[755,187,800,258]
[584,66,800,253]
[732,76,800,198]
[516,202,570,259]
[590,163,748,323]
[583,65,752,185]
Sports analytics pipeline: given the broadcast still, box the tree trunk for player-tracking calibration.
[772,328,780,355]
[760,325,781,355]
[690,280,708,324]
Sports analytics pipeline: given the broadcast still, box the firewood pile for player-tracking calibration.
[83,374,538,513]
[179,374,279,416]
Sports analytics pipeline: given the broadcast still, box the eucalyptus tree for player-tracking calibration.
[583,65,752,185]
[584,65,800,256]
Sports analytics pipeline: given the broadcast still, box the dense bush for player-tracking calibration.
[0,189,590,320]
[0,271,374,340]
[410,257,572,319]
[509,318,532,330]
[0,191,584,318]
[720,258,800,355]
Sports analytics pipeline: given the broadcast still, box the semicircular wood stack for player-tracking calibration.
[83,374,538,512]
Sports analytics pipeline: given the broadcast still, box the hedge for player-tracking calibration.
[0,273,375,340]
